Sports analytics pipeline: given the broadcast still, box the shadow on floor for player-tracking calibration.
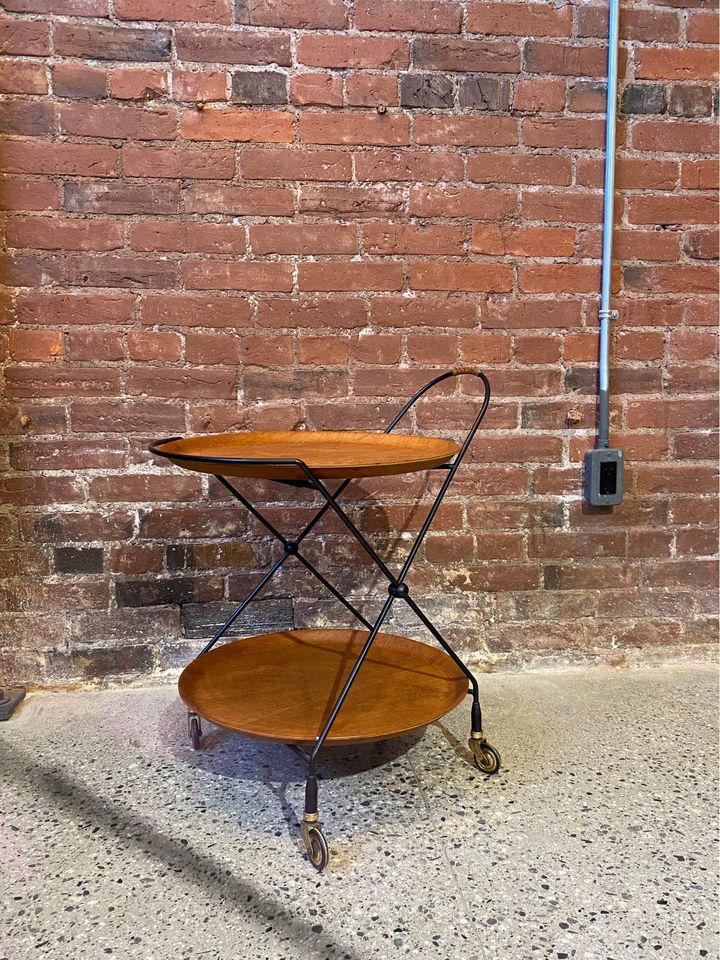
[158,695,426,785]
[155,699,430,852]
[0,739,363,960]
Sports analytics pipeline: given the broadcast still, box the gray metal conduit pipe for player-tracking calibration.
[583,0,625,506]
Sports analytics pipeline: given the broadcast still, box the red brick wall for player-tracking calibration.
[1,1,718,685]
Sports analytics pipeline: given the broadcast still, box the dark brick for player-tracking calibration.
[167,542,258,570]
[684,229,719,261]
[52,64,107,100]
[543,565,562,589]
[22,511,135,544]
[175,28,291,66]
[400,74,454,109]
[0,252,65,287]
[64,182,180,216]
[64,254,178,289]
[167,544,192,570]
[620,83,666,115]
[0,613,65,650]
[47,645,154,679]
[182,599,293,638]
[414,37,520,73]
[231,69,287,104]
[458,76,510,110]
[0,101,53,136]
[0,649,50,686]
[542,564,642,591]
[115,576,223,607]
[54,547,104,574]
[567,80,606,113]
[139,505,247,540]
[564,366,661,395]
[54,24,172,62]
[669,85,713,118]
[70,609,179,645]
[234,0,347,29]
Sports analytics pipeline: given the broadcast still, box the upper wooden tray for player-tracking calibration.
[150,430,459,481]
[178,629,468,746]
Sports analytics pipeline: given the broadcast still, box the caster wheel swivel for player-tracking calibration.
[469,736,501,774]
[188,712,203,750]
[301,817,329,871]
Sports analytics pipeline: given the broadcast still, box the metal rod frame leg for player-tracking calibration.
[403,593,483,733]
[198,475,367,655]
[190,370,494,831]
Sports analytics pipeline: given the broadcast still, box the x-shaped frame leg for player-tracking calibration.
[198,472,371,662]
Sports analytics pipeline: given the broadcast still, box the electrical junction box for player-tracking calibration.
[583,448,624,506]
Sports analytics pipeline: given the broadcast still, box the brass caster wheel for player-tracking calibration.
[188,713,202,750]
[302,821,329,871]
[469,738,501,775]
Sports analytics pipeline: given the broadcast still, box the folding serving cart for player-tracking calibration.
[150,369,500,870]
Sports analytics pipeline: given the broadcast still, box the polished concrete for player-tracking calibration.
[1,666,717,960]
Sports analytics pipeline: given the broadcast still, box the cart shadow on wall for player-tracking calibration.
[183,467,453,642]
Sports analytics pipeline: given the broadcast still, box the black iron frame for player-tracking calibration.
[152,369,496,849]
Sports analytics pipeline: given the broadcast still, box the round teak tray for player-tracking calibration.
[178,629,468,746]
[150,430,459,481]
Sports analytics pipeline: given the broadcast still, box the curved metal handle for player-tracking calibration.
[381,368,491,581]
[384,368,491,441]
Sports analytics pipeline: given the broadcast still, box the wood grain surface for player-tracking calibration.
[178,629,468,745]
[152,431,459,480]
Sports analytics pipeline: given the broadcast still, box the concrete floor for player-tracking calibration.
[0,666,717,960]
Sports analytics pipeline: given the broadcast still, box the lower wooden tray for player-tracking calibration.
[179,629,467,746]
